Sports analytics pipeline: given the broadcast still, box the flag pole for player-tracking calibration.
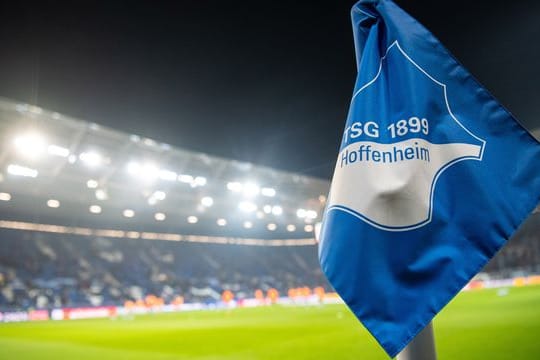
[396,322,437,360]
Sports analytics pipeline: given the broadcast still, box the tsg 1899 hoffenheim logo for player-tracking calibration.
[326,41,486,231]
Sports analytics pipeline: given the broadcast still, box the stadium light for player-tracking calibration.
[178,174,194,184]
[47,144,70,158]
[129,134,140,143]
[79,152,102,167]
[192,176,207,187]
[256,211,264,219]
[216,218,227,226]
[123,209,135,218]
[263,205,272,214]
[7,164,38,178]
[187,215,198,224]
[297,208,317,220]
[243,221,253,229]
[271,205,283,216]
[127,162,161,182]
[95,189,108,201]
[226,181,243,192]
[286,224,296,232]
[238,201,257,213]
[267,223,277,231]
[87,179,98,189]
[148,191,166,206]
[0,192,11,201]
[243,182,260,197]
[143,138,156,147]
[89,205,102,214]
[261,187,276,197]
[201,196,214,207]
[153,191,166,201]
[13,133,46,159]
[139,163,160,182]
[127,161,140,175]
[154,212,166,221]
[159,169,177,182]
[47,199,60,208]
[304,224,314,232]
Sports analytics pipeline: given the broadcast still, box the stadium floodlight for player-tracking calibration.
[127,162,159,182]
[13,133,46,159]
[267,223,277,231]
[306,210,318,219]
[296,208,307,218]
[226,181,243,192]
[217,218,227,226]
[79,151,102,167]
[201,196,214,207]
[271,205,283,216]
[68,155,77,164]
[153,191,166,201]
[7,164,38,178]
[159,169,177,182]
[261,187,276,197]
[304,224,314,233]
[148,190,166,206]
[95,189,108,201]
[127,161,140,175]
[238,201,257,213]
[243,182,260,197]
[243,221,253,229]
[256,211,264,219]
[286,224,296,232]
[140,164,160,182]
[28,105,42,114]
[87,179,98,189]
[178,174,194,184]
[47,199,60,208]
[154,212,166,221]
[129,134,140,143]
[187,215,198,224]
[123,209,135,218]
[193,176,207,187]
[263,205,272,214]
[0,192,11,201]
[89,205,102,214]
[47,144,70,158]
[143,138,156,147]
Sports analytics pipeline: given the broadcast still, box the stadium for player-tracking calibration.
[1,1,540,359]
[1,97,540,359]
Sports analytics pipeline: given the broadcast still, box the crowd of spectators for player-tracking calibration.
[0,228,326,311]
[1,213,539,312]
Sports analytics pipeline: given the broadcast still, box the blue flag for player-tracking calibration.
[318,0,540,357]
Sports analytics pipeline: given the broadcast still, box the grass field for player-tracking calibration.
[0,286,539,359]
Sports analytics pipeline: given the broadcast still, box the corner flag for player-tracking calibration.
[318,0,540,357]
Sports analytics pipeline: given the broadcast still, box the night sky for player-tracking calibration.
[1,0,539,179]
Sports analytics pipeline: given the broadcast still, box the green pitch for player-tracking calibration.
[0,286,539,359]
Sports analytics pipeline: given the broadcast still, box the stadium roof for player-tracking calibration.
[0,97,329,240]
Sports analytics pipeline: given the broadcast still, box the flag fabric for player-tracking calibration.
[318,0,540,357]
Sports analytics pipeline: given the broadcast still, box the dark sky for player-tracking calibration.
[1,0,539,179]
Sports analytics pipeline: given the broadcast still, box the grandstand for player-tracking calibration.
[0,97,539,315]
